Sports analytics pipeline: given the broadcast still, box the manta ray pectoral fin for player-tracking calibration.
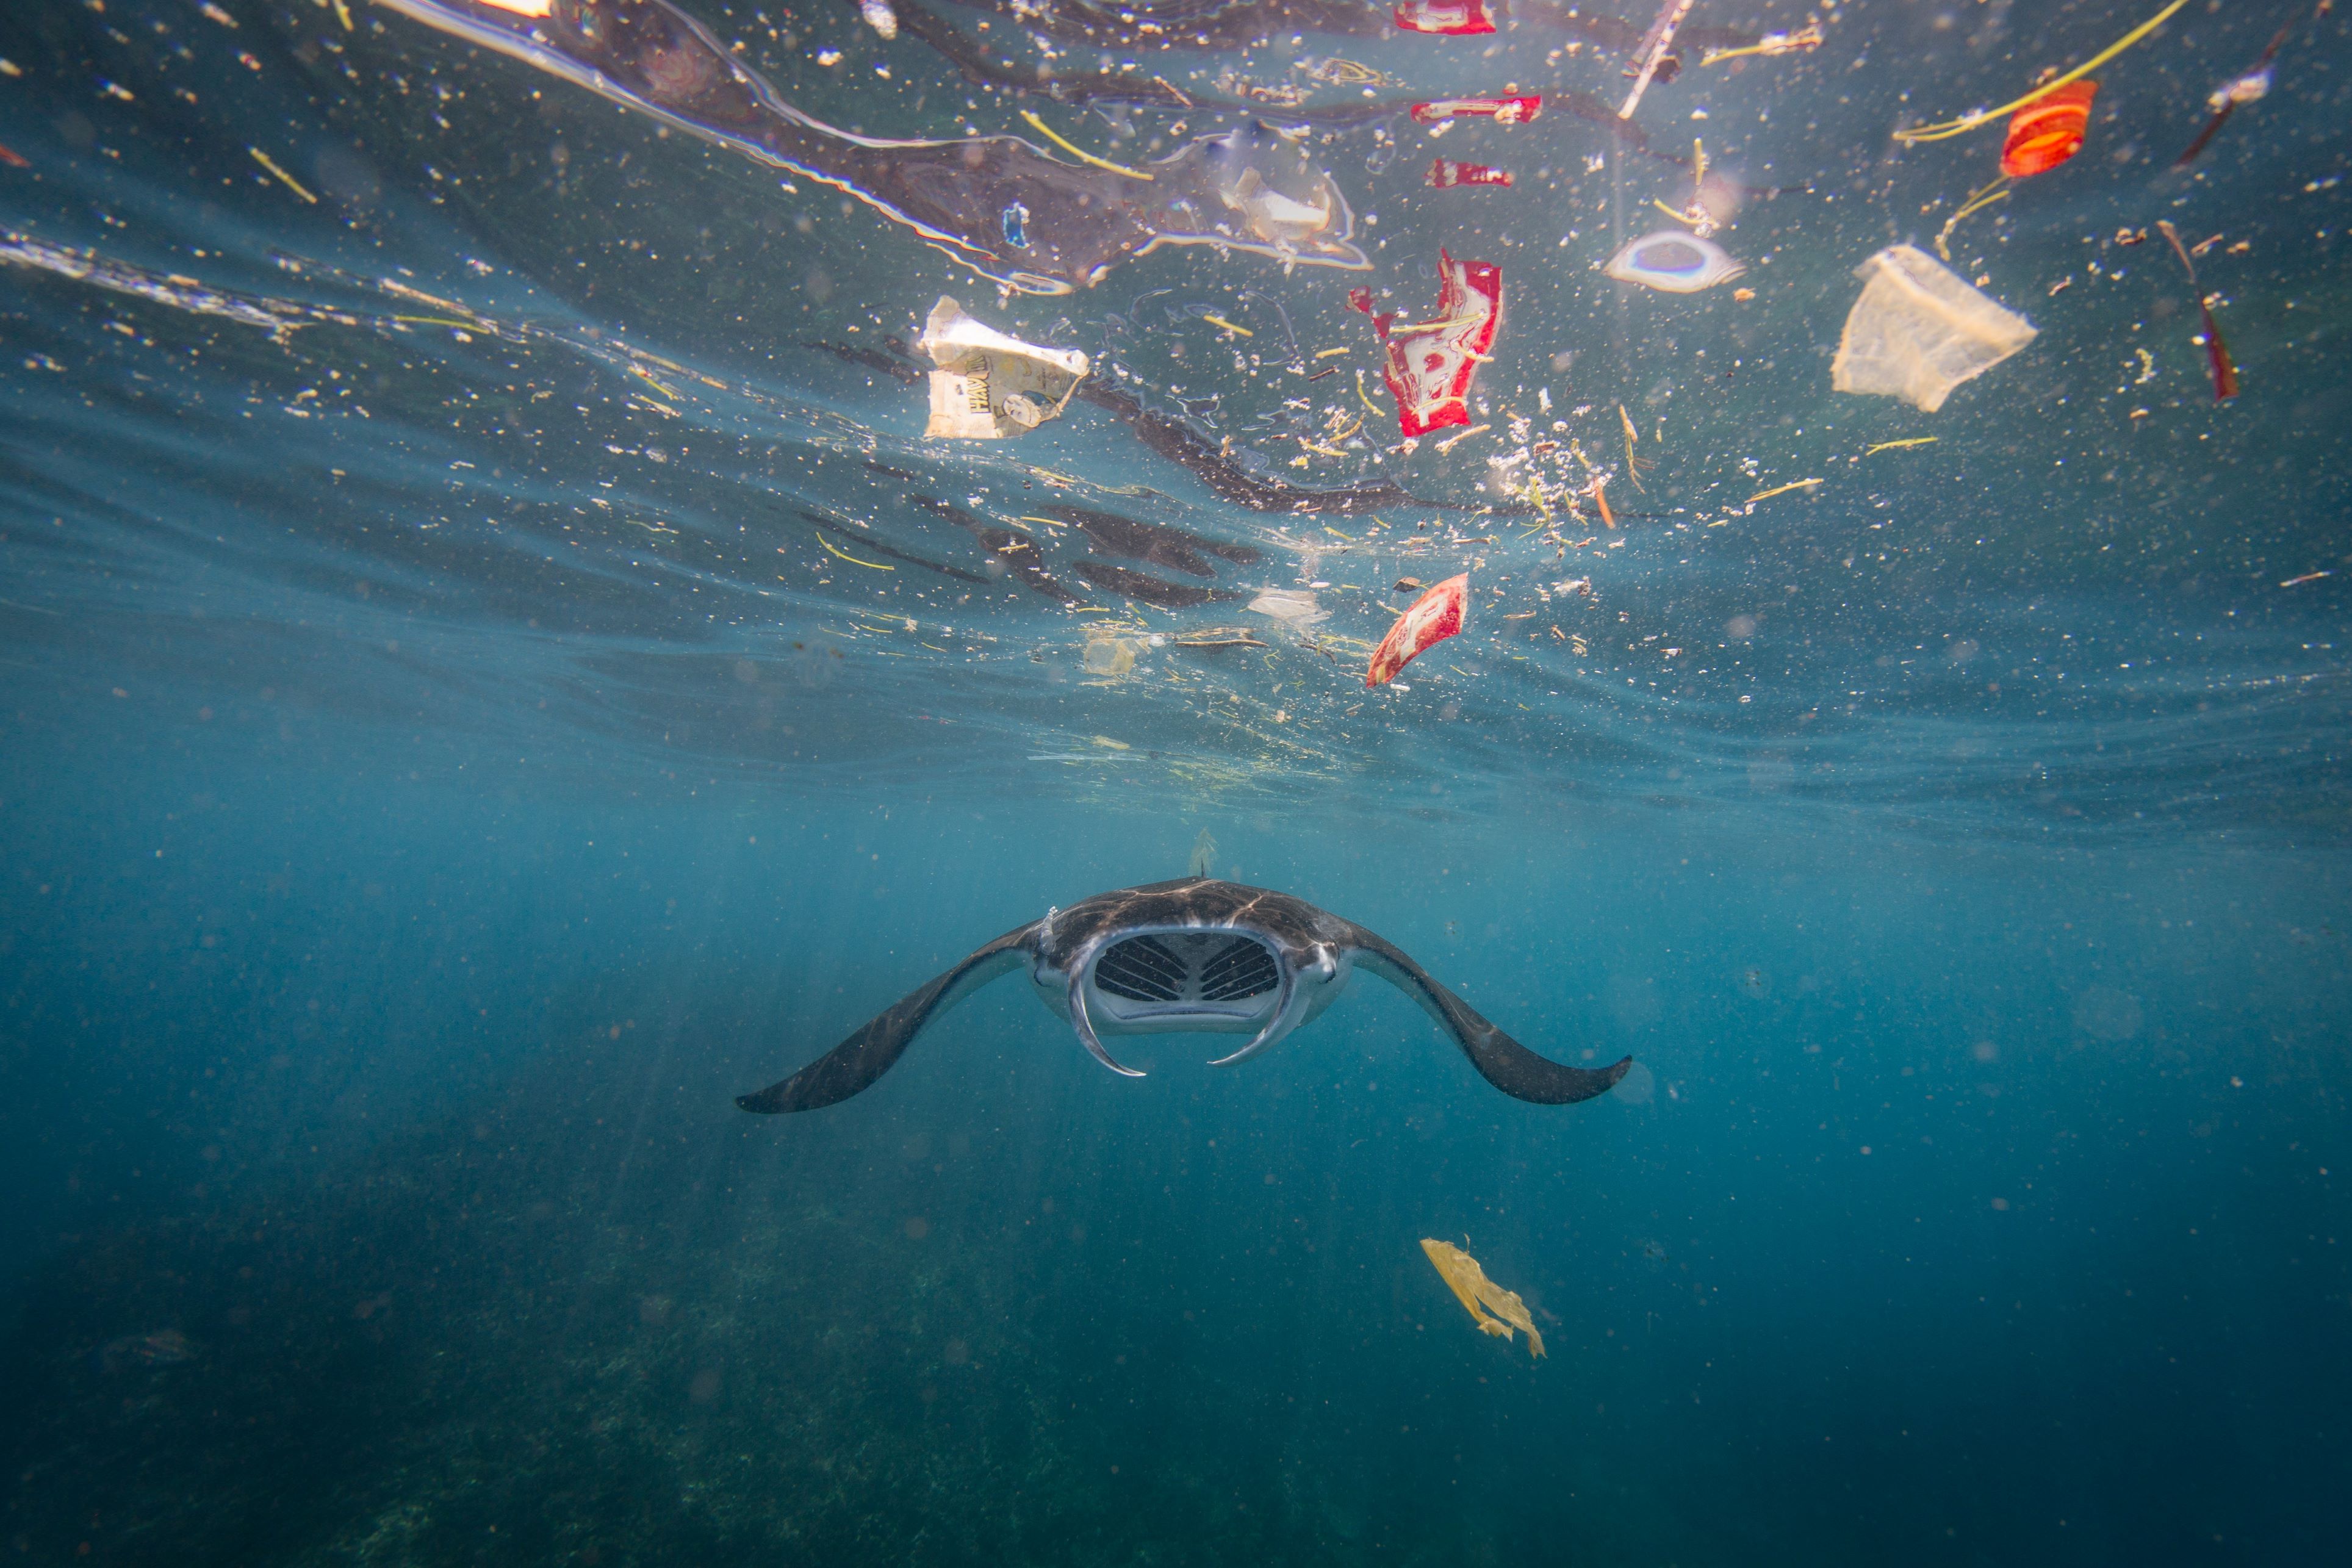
[1347,932,1630,1105]
[736,924,1035,1113]
[1204,966,1300,1067]
[1066,968,1148,1079]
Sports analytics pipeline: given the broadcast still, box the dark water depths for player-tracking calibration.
[4,1,2349,1564]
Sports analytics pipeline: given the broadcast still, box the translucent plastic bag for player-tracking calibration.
[1830,246,2036,412]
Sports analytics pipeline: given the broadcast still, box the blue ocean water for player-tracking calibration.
[3,1,2348,1563]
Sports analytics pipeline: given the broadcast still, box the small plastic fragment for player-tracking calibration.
[858,0,898,40]
[1081,625,1143,677]
[1999,80,2098,177]
[1409,96,1543,126]
[1619,0,1696,119]
[1830,246,2036,413]
[1603,231,1746,293]
[1217,167,1337,249]
[1420,1239,1545,1359]
[1394,0,1495,35]
[1367,574,1467,688]
[916,297,1090,439]
[1427,159,1514,189]
[1246,590,1328,627]
[1348,250,1501,438]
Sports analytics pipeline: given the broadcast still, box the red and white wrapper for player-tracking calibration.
[1426,158,1514,189]
[1367,574,1469,688]
[1393,0,1495,35]
[1409,96,1542,126]
[1348,249,1502,439]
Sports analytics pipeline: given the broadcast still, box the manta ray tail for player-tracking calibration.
[736,924,1035,1113]
[1345,929,1631,1104]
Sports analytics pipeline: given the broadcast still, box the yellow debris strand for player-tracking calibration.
[1018,111,1155,180]
[816,533,893,570]
[1314,345,1351,359]
[631,365,682,401]
[1865,437,1940,455]
[1201,314,1253,337]
[1433,423,1490,455]
[1388,314,1486,336]
[1745,478,1823,504]
[1895,0,2188,145]
[248,148,317,204]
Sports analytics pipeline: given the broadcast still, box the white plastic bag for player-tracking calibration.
[1831,246,2036,412]
[917,297,1090,439]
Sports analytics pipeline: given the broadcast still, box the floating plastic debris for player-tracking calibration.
[376,1,1368,294]
[1420,1239,1545,1359]
[1619,0,1695,118]
[2000,80,2098,177]
[1896,0,2187,147]
[1367,574,1467,688]
[1603,231,1746,293]
[1394,0,1495,36]
[1410,96,1543,126]
[1427,159,1514,189]
[2175,1,2326,166]
[1247,590,1328,627]
[2157,221,2240,402]
[1349,251,1502,438]
[1701,23,1823,66]
[1081,625,1144,677]
[1830,246,2036,413]
[858,0,898,40]
[916,297,1089,439]
[1218,167,1337,250]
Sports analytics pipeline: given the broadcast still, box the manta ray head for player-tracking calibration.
[1034,919,1349,1079]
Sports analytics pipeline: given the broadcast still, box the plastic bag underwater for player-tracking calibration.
[917,297,1090,439]
[1830,246,2036,413]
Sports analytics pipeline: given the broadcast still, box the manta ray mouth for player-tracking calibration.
[1094,932,1281,1006]
[1081,928,1287,1037]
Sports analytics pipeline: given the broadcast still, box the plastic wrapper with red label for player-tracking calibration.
[1367,574,1468,689]
[1409,96,1542,126]
[1394,0,1494,35]
[1427,159,1514,189]
[1348,250,1502,439]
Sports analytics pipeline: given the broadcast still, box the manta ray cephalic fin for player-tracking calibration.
[1067,964,1148,1079]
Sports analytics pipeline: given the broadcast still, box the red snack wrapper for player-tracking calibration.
[1367,574,1469,688]
[1426,158,1514,189]
[1394,0,1495,35]
[1409,96,1542,126]
[1347,249,1502,439]
[1999,79,2099,178]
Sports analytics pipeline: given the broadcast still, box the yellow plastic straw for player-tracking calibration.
[816,533,893,570]
[248,148,317,203]
[1018,112,1154,181]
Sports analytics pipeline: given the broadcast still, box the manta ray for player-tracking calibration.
[738,879,1631,1113]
